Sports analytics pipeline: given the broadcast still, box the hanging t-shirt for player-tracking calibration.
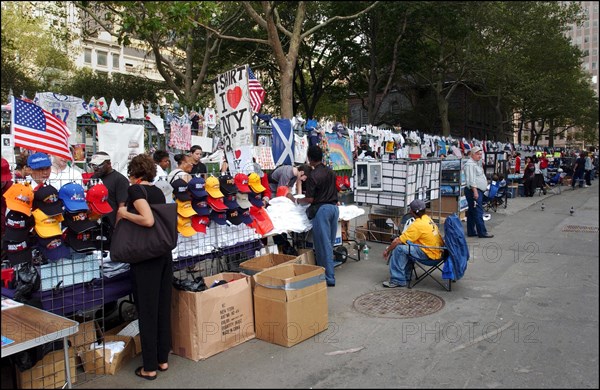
[294,134,308,163]
[204,107,217,129]
[34,92,84,144]
[168,118,191,150]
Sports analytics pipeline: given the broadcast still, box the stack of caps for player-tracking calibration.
[187,176,210,234]
[220,174,248,225]
[205,176,228,226]
[247,172,267,208]
[230,173,253,226]
[58,182,98,253]
[171,178,197,236]
[3,183,35,264]
[31,184,70,261]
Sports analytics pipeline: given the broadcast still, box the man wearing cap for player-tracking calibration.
[382,199,445,288]
[463,146,493,238]
[298,145,339,287]
[89,151,130,231]
[26,152,52,189]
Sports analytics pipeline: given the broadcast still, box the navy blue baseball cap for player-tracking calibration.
[187,176,208,198]
[210,210,228,225]
[37,236,71,262]
[223,194,240,210]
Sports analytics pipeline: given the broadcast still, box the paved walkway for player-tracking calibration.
[78,184,599,389]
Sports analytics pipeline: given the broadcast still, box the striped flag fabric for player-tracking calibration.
[11,96,73,161]
[247,66,266,113]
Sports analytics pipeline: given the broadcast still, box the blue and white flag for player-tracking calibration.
[271,118,294,166]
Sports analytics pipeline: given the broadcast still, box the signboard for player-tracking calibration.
[213,65,254,176]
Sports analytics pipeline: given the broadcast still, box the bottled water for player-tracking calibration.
[363,245,369,260]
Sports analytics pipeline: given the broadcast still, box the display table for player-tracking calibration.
[1,303,78,388]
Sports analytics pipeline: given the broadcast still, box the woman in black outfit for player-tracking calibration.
[116,154,172,380]
[523,156,536,197]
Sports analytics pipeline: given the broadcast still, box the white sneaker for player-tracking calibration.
[584,185,590,188]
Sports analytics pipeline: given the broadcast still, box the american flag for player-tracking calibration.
[247,66,266,113]
[11,96,73,161]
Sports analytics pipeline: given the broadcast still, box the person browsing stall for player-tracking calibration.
[116,154,172,381]
[298,145,339,287]
[189,145,207,176]
[26,152,52,189]
[89,151,130,231]
[152,150,171,183]
[167,154,193,184]
[268,164,312,197]
[48,155,83,191]
[462,146,493,238]
[382,199,444,288]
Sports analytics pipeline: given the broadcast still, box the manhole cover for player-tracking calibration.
[562,225,599,233]
[353,289,445,318]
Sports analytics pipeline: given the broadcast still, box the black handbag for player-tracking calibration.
[110,186,178,264]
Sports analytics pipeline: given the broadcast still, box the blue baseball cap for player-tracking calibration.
[27,153,52,170]
[58,182,89,212]
[187,176,208,198]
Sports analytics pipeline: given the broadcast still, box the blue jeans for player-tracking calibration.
[388,242,431,285]
[465,187,488,237]
[312,204,339,285]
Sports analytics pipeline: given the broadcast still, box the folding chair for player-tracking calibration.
[405,214,469,291]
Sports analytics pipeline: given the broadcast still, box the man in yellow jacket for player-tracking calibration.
[382,199,444,288]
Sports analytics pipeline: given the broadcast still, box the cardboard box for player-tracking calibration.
[296,248,316,265]
[16,348,77,389]
[68,320,100,353]
[171,273,255,361]
[239,254,299,276]
[80,335,135,375]
[105,320,142,356]
[253,264,328,347]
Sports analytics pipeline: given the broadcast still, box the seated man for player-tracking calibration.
[382,199,445,288]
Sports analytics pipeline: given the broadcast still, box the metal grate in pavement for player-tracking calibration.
[352,289,445,319]
[562,225,599,233]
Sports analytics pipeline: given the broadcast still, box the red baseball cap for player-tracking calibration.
[234,173,252,193]
[86,183,113,215]
[207,196,228,211]
[191,215,210,233]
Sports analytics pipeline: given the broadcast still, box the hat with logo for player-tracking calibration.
[226,208,245,225]
[210,210,228,225]
[3,181,34,216]
[219,174,238,196]
[248,190,264,208]
[4,238,33,265]
[187,176,208,199]
[65,229,96,253]
[86,183,112,215]
[223,194,240,210]
[176,199,197,218]
[469,146,481,155]
[234,173,251,193]
[247,172,266,193]
[170,178,191,201]
[235,192,252,209]
[5,210,34,242]
[63,211,97,233]
[205,176,224,198]
[1,157,11,182]
[239,208,253,225]
[191,215,210,233]
[177,216,196,237]
[33,184,64,216]
[89,152,111,166]
[36,236,70,262]
[33,208,64,238]
[58,182,88,212]
[409,199,427,213]
[27,152,52,170]
[207,196,228,212]
[191,196,211,216]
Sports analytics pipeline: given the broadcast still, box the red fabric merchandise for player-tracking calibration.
[260,174,272,200]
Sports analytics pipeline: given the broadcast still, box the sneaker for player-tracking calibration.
[382,280,407,288]
[584,185,590,188]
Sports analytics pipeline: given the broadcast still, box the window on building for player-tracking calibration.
[84,48,92,64]
[593,62,597,70]
[97,51,107,66]
[112,54,119,69]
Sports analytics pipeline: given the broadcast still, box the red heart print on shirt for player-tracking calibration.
[234,149,241,159]
[227,86,242,109]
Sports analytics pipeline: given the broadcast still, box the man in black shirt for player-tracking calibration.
[298,145,339,286]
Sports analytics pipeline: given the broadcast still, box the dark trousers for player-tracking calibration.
[585,170,592,186]
[465,187,488,237]
[524,177,535,197]
[131,254,173,372]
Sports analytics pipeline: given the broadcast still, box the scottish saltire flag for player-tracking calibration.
[271,118,294,166]
[247,66,266,113]
[11,96,73,161]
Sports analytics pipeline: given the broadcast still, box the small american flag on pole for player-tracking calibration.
[11,96,73,161]
[247,66,266,113]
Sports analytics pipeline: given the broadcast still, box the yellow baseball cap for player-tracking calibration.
[175,199,197,218]
[177,215,196,237]
[33,208,64,238]
[205,176,224,198]
[248,172,266,193]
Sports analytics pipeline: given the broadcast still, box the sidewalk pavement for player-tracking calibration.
[79,184,599,389]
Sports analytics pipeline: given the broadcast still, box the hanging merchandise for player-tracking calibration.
[204,107,217,129]
[169,117,192,150]
[271,118,295,166]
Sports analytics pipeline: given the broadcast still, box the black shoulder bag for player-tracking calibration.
[110,185,178,263]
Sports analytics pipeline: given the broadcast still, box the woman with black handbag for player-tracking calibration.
[116,154,172,380]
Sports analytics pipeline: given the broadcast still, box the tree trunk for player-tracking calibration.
[436,88,451,136]
[279,64,295,119]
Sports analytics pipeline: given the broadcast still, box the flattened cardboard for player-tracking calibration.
[16,348,77,389]
[253,264,328,347]
[296,248,316,265]
[171,272,255,361]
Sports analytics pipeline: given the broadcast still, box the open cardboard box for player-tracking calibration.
[171,272,255,361]
[80,334,135,375]
[238,253,299,276]
[105,320,142,356]
[16,347,77,389]
[253,264,328,347]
